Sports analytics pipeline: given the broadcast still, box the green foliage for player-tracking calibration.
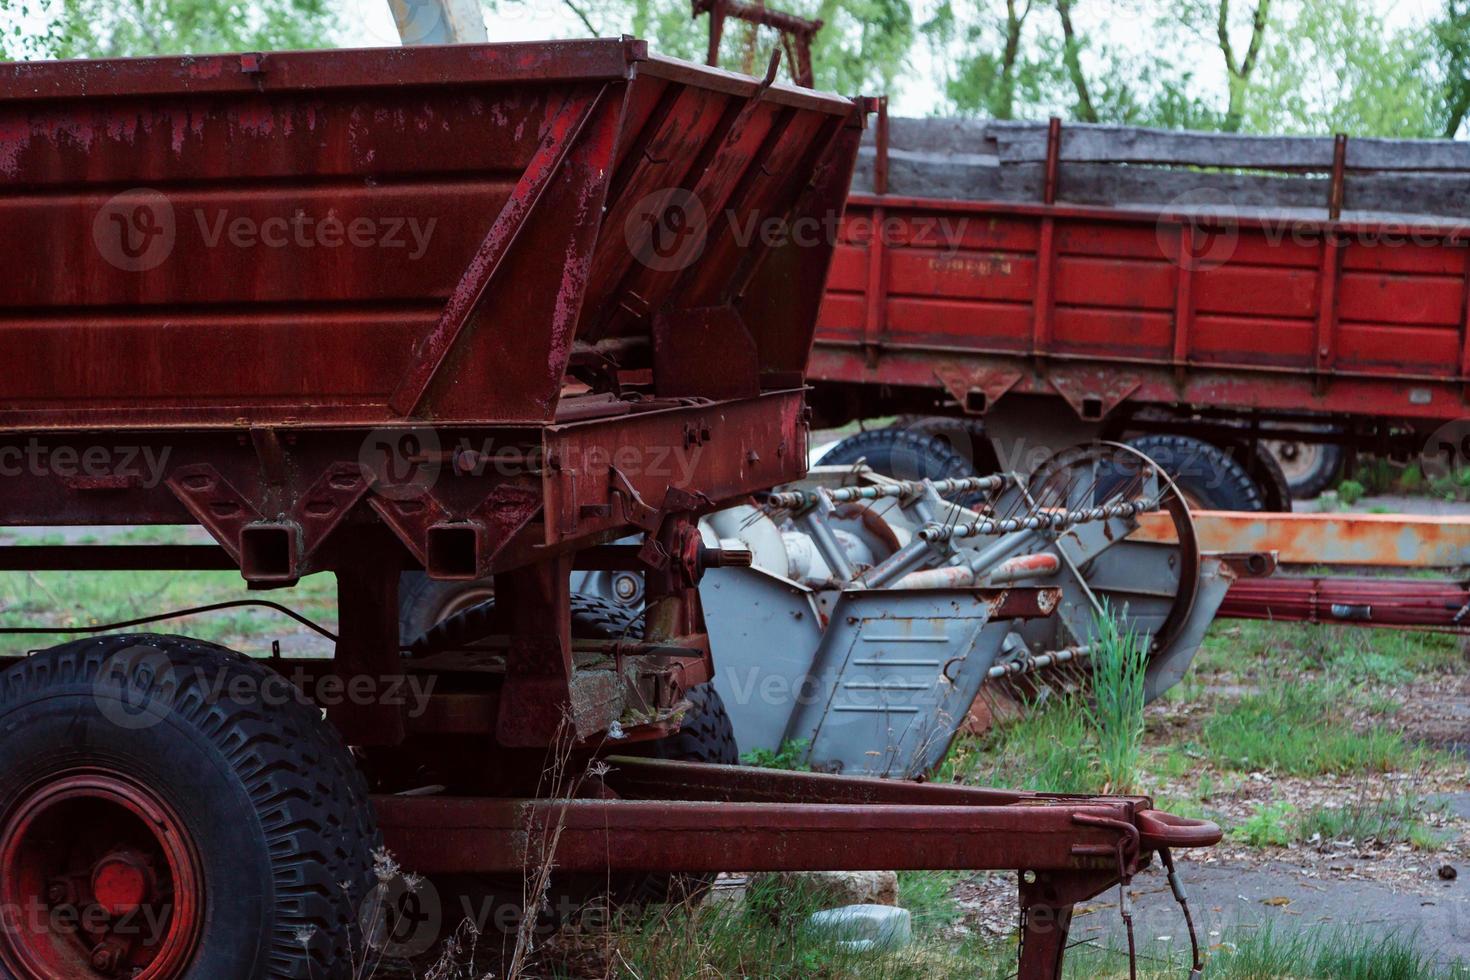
[1201,679,1424,775]
[1431,0,1470,136]
[1207,923,1446,980]
[1429,465,1470,501]
[34,0,339,59]
[1245,0,1439,136]
[1235,800,1294,847]
[961,693,1098,793]
[1295,793,1451,850]
[741,738,812,771]
[605,873,998,980]
[1081,606,1148,793]
[1336,478,1366,506]
[1230,791,1450,853]
[507,0,911,93]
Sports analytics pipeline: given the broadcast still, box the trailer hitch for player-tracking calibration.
[374,758,1222,980]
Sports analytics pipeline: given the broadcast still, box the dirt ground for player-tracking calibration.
[951,664,1470,970]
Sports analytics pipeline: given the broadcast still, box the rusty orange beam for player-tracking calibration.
[1135,511,1470,568]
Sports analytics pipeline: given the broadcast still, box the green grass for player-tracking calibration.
[1294,794,1451,850]
[541,895,1467,980]
[1082,606,1148,794]
[1200,620,1463,684]
[1203,923,1455,980]
[0,567,337,658]
[1200,680,1424,775]
[741,738,812,771]
[587,874,993,980]
[1235,800,1295,847]
[958,695,1099,794]
[1336,478,1367,506]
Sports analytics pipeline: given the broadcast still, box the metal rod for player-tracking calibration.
[922,500,1152,542]
[988,645,1090,680]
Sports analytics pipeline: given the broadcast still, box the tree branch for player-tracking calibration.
[1240,0,1270,78]
[562,0,600,36]
[1217,0,1237,74]
[1056,0,1097,122]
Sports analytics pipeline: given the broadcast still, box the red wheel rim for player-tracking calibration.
[0,771,204,979]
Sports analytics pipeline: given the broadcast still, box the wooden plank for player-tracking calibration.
[869,117,1470,176]
[999,125,1336,170]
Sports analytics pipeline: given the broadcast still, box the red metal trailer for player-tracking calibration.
[809,111,1470,505]
[0,41,1217,979]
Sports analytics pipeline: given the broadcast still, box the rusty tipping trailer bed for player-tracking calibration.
[0,40,1217,978]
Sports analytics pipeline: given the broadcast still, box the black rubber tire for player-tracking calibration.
[1271,440,1345,500]
[1243,442,1293,513]
[398,571,494,648]
[648,684,739,766]
[0,634,378,979]
[816,427,980,483]
[889,415,1002,475]
[1127,434,1266,512]
[410,593,635,657]
[419,595,733,930]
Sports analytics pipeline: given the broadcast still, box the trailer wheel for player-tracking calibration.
[409,593,635,657]
[1127,435,1265,512]
[889,416,1002,474]
[817,427,979,483]
[398,572,495,648]
[817,427,987,507]
[1242,442,1293,513]
[1264,439,1343,500]
[0,634,378,980]
[648,684,739,766]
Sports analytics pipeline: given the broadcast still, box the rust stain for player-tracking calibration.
[1135,511,1470,567]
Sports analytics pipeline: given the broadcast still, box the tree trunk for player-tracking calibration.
[1056,0,1097,123]
[1217,0,1271,133]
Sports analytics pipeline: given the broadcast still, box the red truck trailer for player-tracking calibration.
[809,111,1470,508]
[0,42,1215,979]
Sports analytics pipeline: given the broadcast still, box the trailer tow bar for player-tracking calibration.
[374,757,1221,980]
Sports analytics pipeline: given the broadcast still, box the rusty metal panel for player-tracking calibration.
[0,41,857,430]
[814,193,1470,422]
[1221,575,1470,628]
[1135,510,1470,567]
[373,755,1217,875]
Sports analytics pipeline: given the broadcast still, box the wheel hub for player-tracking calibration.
[0,771,203,979]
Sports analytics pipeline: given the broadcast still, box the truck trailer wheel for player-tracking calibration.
[413,595,734,925]
[816,427,980,483]
[1264,439,1344,500]
[398,572,495,648]
[1242,441,1293,513]
[1127,435,1265,512]
[0,634,378,980]
[648,684,738,766]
